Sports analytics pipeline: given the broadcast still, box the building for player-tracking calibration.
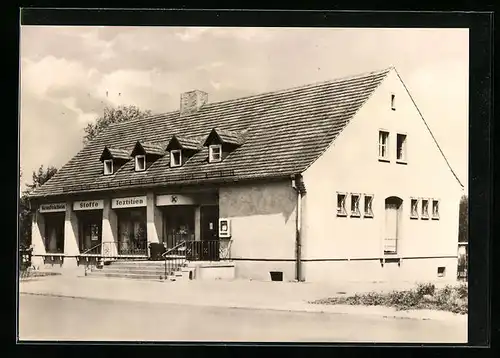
[27,67,464,283]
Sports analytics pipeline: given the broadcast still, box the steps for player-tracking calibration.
[85,259,193,281]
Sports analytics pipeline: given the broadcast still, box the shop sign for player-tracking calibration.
[112,196,147,209]
[39,203,66,213]
[156,194,196,206]
[73,200,104,211]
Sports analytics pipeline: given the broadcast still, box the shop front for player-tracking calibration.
[112,196,148,256]
[39,203,66,254]
[74,200,104,255]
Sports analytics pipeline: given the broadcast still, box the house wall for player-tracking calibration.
[302,69,464,283]
[219,180,297,281]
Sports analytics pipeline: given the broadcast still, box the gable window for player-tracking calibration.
[421,198,429,219]
[391,93,396,111]
[170,150,182,167]
[209,144,222,163]
[364,194,374,218]
[396,134,407,163]
[103,159,113,175]
[378,130,389,161]
[432,199,440,220]
[135,155,146,172]
[350,194,361,217]
[336,193,347,217]
[410,198,419,219]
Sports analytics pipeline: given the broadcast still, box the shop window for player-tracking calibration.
[103,159,113,175]
[363,194,374,218]
[170,149,182,167]
[209,144,222,163]
[336,193,347,217]
[135,155,146,171]
[378,130,389,161]
[350,193,361,217]
[117,209,148,255]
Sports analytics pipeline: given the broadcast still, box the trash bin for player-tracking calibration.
[149,243,166,261]
[270,271,283,282]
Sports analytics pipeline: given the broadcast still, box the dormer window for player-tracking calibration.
[135,155,146,172]
[103,159,113,175]
[209,144,222,163]
[170,150,182,167]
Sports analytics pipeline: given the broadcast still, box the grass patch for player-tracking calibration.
[311,282,468,315]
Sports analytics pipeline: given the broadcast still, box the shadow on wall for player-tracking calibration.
[220,181,297,223]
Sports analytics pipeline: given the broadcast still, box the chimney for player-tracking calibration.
[180,90,208,115]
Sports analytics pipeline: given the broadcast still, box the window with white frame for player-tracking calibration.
[410,198,419,218]
[363,194,374,217]
[378,130,389,160]
[432,199,440,220]
[103,159,113,175]
[391,93,396,111]
[170,150,182,167]
[396,133,407,162]
[421,198,429,219]
[209,144,222,163]
[135,155,146,171]
[350,194,361,217]
[336,193,347,217]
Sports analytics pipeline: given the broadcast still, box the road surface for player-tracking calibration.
[18,294,466,343]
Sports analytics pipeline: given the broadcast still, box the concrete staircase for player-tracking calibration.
[85,260,194,281]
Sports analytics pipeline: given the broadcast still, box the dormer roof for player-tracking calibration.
[99,146,130,162]
[130,141,165,157]
[203,127,248,147]
[166,135,203,151]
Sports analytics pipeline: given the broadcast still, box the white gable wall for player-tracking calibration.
[301,69,463,282]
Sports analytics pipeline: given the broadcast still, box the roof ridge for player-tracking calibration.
[105,66,393,130]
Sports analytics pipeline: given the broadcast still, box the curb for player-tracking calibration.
[19,290,466,322]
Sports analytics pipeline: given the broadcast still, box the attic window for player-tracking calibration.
[103,160,113,175]
[170,150,182,167]
[135,155,146,172]
[209,144,222,163]
[391,93,396,111]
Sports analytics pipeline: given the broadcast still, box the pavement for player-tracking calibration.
[19,275,467,323]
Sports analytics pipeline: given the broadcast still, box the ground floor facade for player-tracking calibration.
[30,179,460,284]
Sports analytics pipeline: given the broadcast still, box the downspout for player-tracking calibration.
[291,174,306,282]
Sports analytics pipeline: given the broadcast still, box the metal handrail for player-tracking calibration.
[161,240,186,258]
[163,240,187,280]
[81,243,102,255]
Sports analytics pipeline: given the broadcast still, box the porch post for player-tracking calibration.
[102,199,118,258]
[30,210,46,269]
[194,206,201,241]
[146,192,162,255]
[63,201,80,268]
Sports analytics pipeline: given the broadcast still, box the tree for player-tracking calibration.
[19,165,58,248]
[83,105,153,144]
[458,195,468,243]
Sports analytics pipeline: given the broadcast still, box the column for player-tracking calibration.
[30,210,46,268]
[102,199,118,258]
[63,201,80,268]
[194,206,201,241]
[146,192,162,255]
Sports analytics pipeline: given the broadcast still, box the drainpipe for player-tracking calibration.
[291,174,306,282]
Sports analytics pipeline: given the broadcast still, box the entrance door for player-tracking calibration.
[384,196,402,254]
[200,206,219,261]
[78,212,102,253]
[163,206,195,249]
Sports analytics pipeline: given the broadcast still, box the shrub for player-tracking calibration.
[416,282,436,297]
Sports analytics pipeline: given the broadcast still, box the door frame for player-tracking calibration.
[384,196,403,255]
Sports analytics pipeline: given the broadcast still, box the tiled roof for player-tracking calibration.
[31,67,393,198]
[131,141,166,157]
[100,147,130,161]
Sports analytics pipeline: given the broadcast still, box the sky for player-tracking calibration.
[19,26,469,191]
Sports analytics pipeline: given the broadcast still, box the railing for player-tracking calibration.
[81,243,102,255]
[162,241,187,280]
[186,240,221,261]
[117,240,148,256]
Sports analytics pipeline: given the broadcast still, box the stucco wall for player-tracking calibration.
[219,180,297,280]
[301,69,463,282]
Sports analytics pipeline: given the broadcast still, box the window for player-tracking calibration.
[432,199,440,220]
[391,93,396,110]
[170,150,182,167]
[363,194,374,217]
[135,155,146,171]
[421,199,429,219]
[378,131,389,160]
[103,159,113,175]
[336,193,347,217]
[410,198,419,219]
[437,266,446,277]
[350,194,361,217]
[396,134,407,162]
[209,144,222,163]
